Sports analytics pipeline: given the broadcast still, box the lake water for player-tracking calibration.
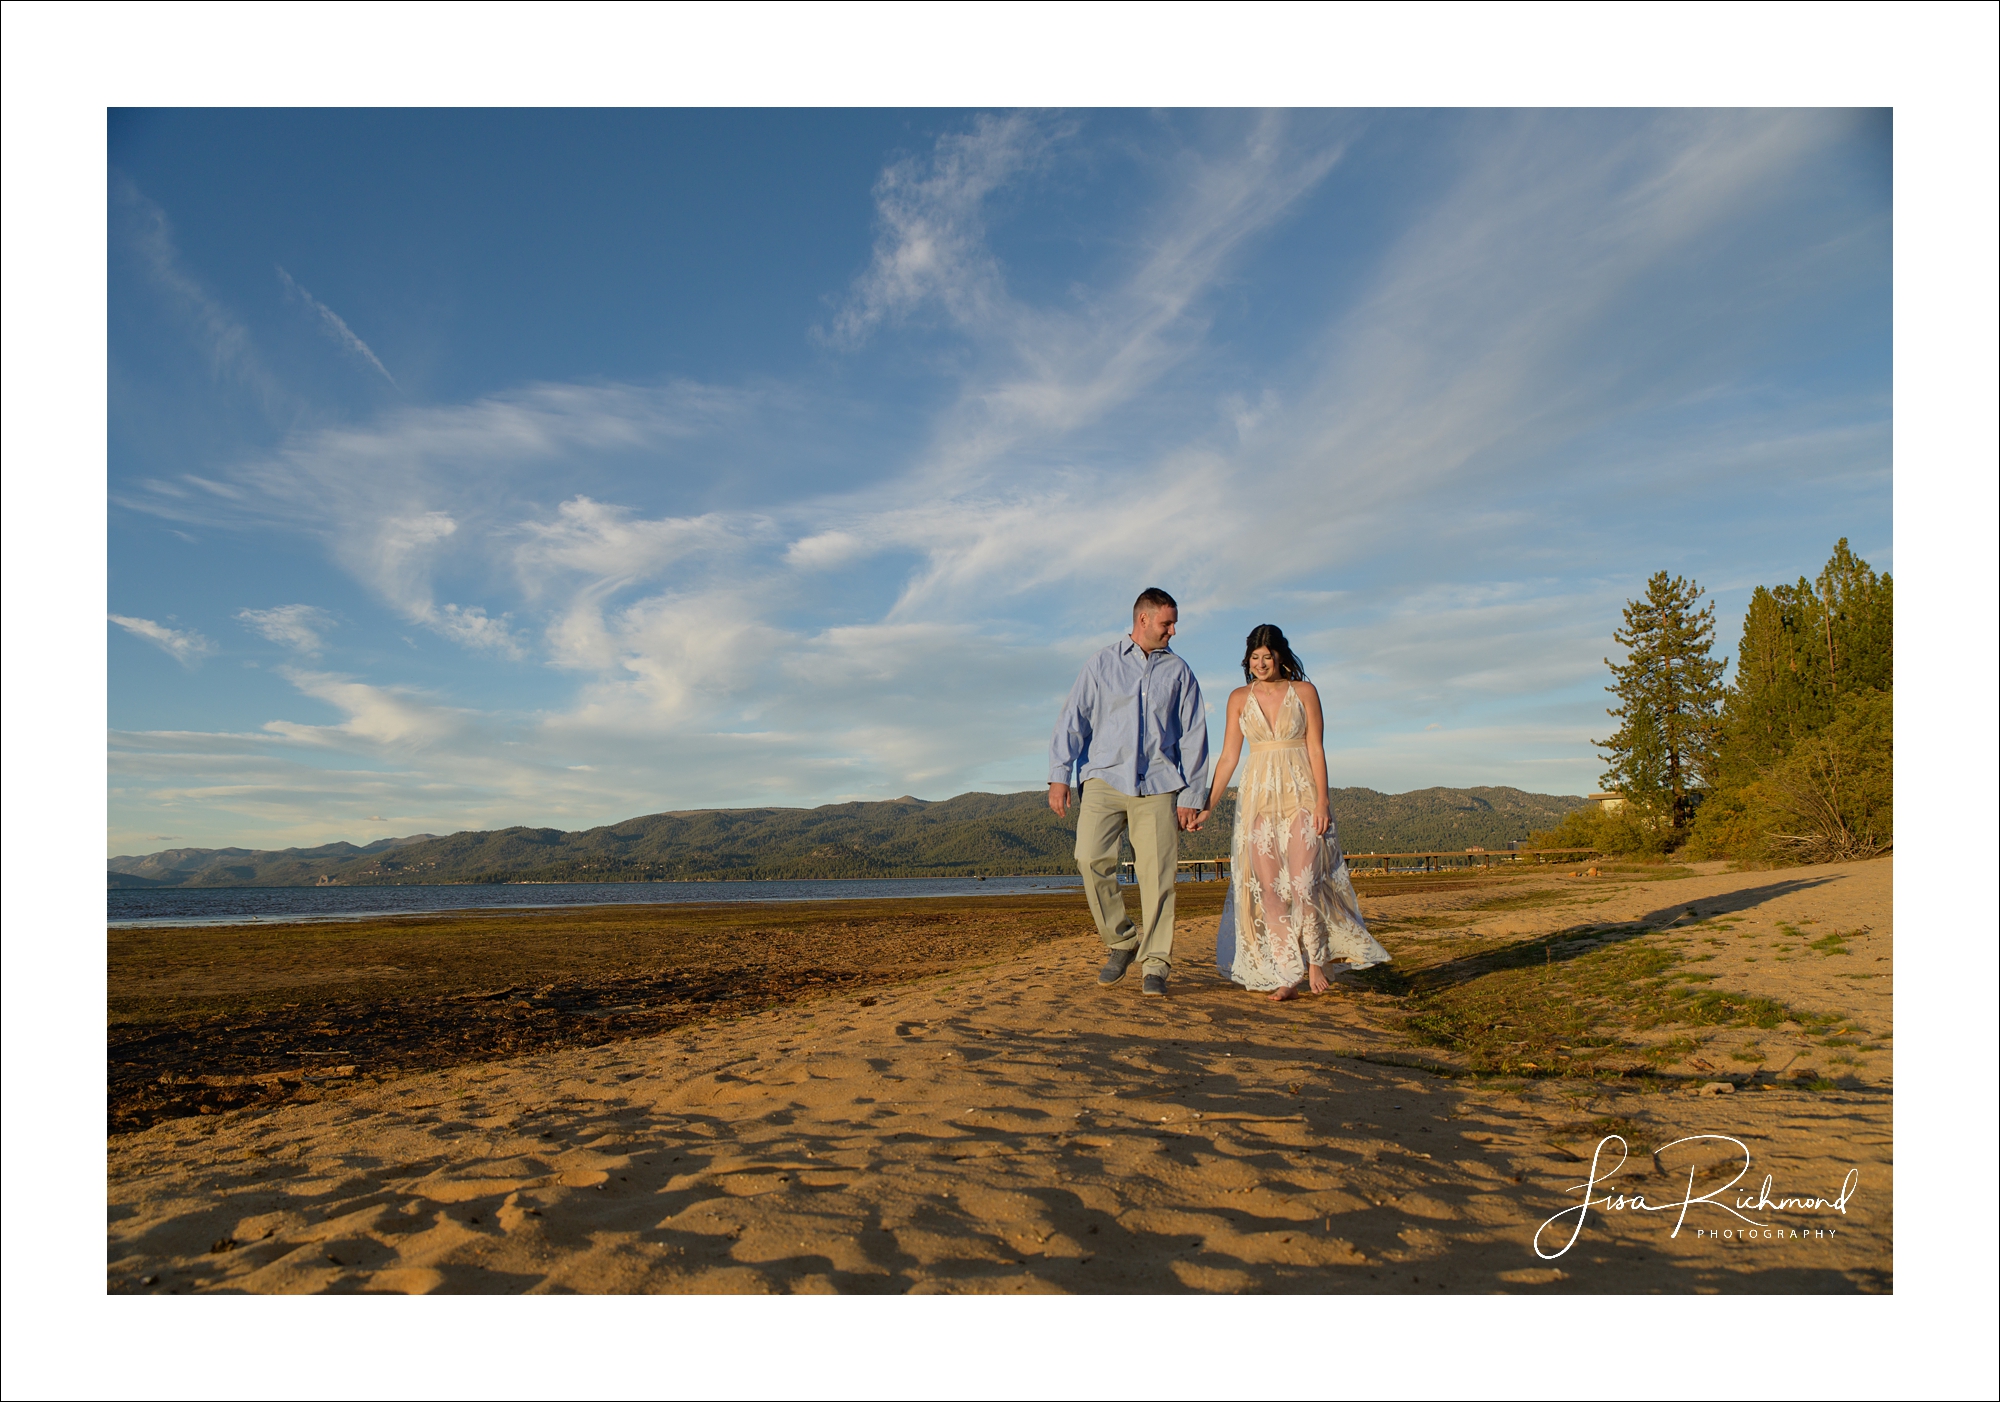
[106,876,1096,929]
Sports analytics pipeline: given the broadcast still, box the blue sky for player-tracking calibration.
[106,108,1891,855]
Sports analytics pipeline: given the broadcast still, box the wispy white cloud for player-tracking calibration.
[120,382,740,530]
[1297,582,1626,705]
[835,112,1346,486]
[109,614,215,667]
[276,265,397,385]
[116,382,749,667]
[262,668,470,748]
[235,603,334,653]
[825,112,1051,348]
[783,530,871,571]
[334,510,522,659]
[426,603,524,659]
[114,177,291,416]
[783,114,1359,626]
[512,496,755,598]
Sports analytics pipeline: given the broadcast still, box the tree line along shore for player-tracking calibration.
[1535,538,1891,864]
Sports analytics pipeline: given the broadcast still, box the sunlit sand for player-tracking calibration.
[108,860,1891,1293]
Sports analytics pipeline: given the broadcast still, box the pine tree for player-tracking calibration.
[1714,583,1812,788]
[1716,539,1892,786]
[1808,537,1893,696]
[1597,572,1728,834]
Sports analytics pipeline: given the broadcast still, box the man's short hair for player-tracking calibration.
[1133,587,1178,618]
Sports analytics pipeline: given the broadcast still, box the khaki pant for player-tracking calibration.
[1074,778,1181,976]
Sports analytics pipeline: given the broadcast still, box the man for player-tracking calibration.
[1048,588,1209,996]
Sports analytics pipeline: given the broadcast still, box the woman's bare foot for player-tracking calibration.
[1307,964,1332,994]
[1267,985,1298,1002]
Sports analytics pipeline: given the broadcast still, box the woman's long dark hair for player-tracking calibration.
[1241,624,1307,682]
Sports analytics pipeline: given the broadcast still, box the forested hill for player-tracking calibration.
[108,786,1589,888]
[107,833,438,888]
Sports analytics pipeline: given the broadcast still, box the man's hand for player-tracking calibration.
[1048,783,1072,818]
[1177,807,1204,832]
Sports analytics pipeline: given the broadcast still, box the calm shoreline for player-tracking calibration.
[108,874,1094,930]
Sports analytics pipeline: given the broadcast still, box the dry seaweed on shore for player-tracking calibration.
[108,889,1227,1134]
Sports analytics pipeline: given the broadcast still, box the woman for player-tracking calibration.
[1196,625,1390,1000]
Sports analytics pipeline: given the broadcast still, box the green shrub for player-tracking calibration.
[1682,689,1890,864]
[1680,781,1776,860]
[1527,802,1671,857]
[1761,689,1891,862]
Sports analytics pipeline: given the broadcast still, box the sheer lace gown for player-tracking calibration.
[1215,684,1391,991]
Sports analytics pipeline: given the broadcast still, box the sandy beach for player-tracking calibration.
[107,858,1891,1294]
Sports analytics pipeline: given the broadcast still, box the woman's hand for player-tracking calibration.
[1310,803,1331,838]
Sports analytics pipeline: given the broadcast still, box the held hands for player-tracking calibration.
[1183,806,1325,835]
[1053,785,1220,832]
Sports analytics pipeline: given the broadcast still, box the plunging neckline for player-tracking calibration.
[1249,683,1294,735]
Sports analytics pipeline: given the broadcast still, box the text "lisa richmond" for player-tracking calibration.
[1534,1134,1860,1261]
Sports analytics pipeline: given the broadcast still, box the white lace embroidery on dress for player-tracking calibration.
[1223,684,1391,991]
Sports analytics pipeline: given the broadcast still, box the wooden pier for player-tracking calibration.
[1119,847,1601,882]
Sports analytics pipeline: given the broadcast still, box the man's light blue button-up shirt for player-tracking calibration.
[1048,637,1210,808]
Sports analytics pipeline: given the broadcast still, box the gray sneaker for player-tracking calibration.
[1098,947,1137,985]
[1142,973,1168,997]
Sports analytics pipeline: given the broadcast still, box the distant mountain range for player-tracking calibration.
[108,787,1590,888]
[107,832,440,888]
